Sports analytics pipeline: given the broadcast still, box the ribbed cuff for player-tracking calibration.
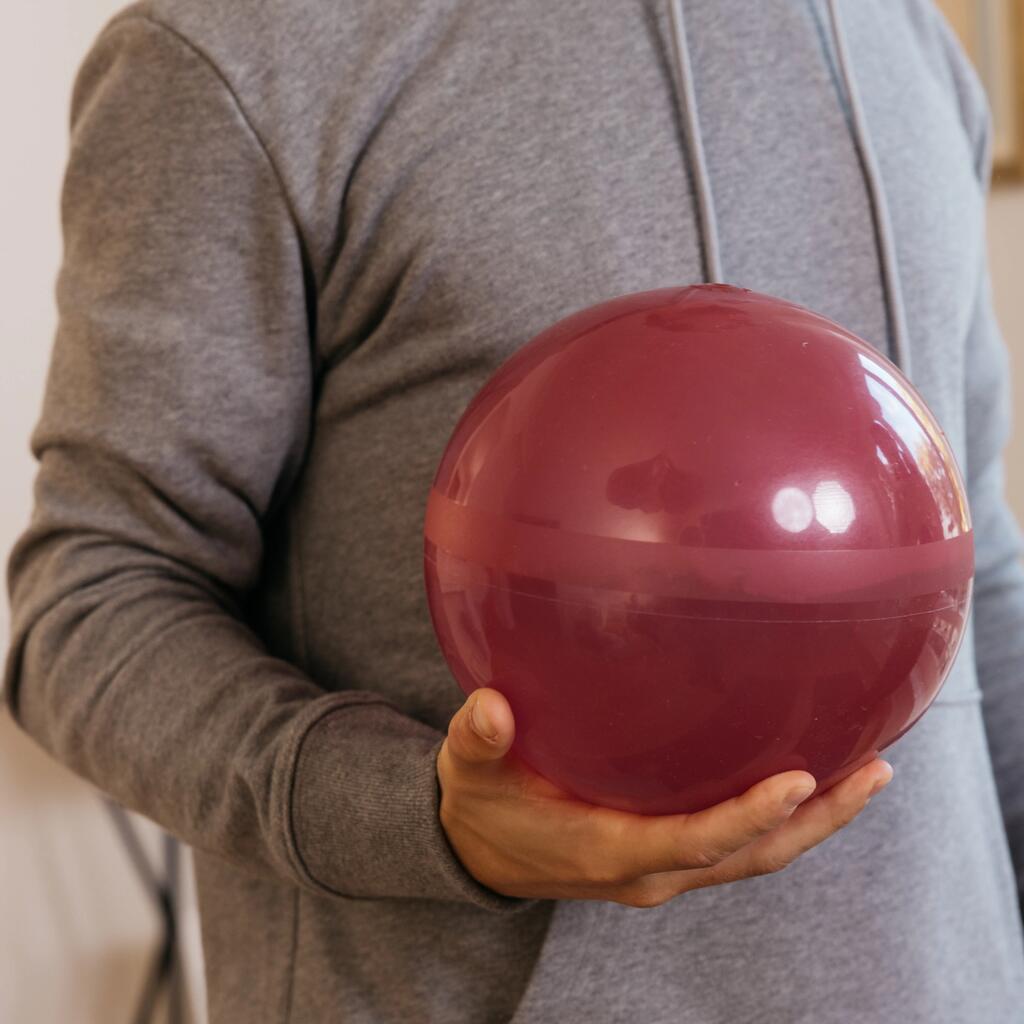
[287,696,537,912]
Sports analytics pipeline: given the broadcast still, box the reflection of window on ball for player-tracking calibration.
[423,284,974,815]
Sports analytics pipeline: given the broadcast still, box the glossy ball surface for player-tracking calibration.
[423,284,973,814]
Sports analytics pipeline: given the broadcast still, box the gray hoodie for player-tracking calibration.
[5,0,1024,1020]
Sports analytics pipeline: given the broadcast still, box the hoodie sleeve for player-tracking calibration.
[2,13,533,914]
[964,259,1024,904]
[936,16,1024,905]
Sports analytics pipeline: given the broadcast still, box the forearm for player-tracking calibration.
[7,526,331,883]
[5,459,524,911]
[3,12,527,913]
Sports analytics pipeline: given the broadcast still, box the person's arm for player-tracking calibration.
[964,250,1024,906]
[968,306,1024,914]
[935,15,1024,909]
[2,12,529,912]
[4,10,897,919]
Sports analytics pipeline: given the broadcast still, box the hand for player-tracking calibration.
[437,687,893,908]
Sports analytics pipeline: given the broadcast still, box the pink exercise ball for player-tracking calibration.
[423,284,974,815]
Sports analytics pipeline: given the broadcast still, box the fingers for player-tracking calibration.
[439,688,895,911]
[444,688,515,765]
[603,769,819,879]
[593,760,892,908]
[698,759,893,885]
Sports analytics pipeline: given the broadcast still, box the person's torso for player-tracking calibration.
[145,0,1024,1018]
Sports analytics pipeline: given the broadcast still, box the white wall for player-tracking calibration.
[2,4,1024,1022]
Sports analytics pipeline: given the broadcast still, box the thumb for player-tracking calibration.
[446,687,515,764]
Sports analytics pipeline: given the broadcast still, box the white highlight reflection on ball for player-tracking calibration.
[772,486,814,533]
[813,480,856,533]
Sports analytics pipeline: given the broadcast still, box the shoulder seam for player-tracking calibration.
[102,12,318,289]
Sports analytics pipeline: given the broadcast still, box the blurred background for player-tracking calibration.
[2,2,1023,1022]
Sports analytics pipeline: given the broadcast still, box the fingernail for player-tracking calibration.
[784,781,816,808]
[469,698,497,741]
[868,763,894,798]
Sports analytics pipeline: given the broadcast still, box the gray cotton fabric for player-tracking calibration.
[5,0,1024,1020]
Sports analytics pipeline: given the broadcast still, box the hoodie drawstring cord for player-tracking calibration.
[665,0,912,376]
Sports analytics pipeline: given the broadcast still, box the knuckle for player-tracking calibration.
[688,848,719,870]
[687,840,729,870]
